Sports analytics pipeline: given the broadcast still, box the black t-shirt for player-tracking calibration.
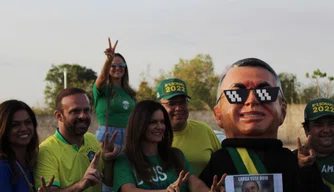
[199,138,323,192]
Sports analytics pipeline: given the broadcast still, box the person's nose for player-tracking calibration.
[19,122,29,131]
[322,124,334,132]
[244,90,260,106]
[78,111,88,119]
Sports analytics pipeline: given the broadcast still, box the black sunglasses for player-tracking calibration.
[111,63,127,68]
[217,87,282,104]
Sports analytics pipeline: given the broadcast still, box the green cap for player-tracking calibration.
[304,98,334,121]
[156,78,191,100]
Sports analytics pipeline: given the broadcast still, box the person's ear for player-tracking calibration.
[214,104,223,128]
[279,100,287,126]
[54,110,63,122]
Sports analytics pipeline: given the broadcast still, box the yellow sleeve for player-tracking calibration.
[34,147,60,189]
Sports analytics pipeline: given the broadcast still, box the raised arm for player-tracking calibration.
[95,37,118,90]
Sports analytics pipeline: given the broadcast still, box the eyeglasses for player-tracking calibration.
[217,87,282,104]
[160,98,190,108]
[111,63,127,68]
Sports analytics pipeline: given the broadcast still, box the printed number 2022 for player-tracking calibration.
[166,85,185,93]
[313,106,334,113]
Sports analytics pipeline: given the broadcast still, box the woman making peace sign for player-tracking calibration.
[113,100,225,192]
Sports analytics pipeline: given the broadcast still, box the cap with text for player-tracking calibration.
[304,98,334,121]
[156,78,191,100]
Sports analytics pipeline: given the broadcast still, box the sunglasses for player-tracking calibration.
[111,63,127,68]
[217,87,282,104]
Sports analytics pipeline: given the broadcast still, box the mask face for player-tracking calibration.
[223,87,280,104]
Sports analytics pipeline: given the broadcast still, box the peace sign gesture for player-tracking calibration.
[104,37,118,60]
[166,170,190,192]
[101,131,121,161]
[210,174,227,192]
[296,135,316,167]
[37,175,55,192]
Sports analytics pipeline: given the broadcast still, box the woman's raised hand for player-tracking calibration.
[104,37,118,60]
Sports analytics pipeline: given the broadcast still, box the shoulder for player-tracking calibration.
[0,160,10,168]
[171,147,184,157]
[0,160,12,175]
[187,120,212,129]
[187,120,216,134]
[85,132,99,142]
[114,153,131,167]
[281,147,297,158]
[206,148,230,164]
[39,135,58,149]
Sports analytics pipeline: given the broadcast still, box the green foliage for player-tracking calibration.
[171,54,219,110]
[303,69,334,100]
[136,81,156,101]
[44,64,97,110]
[278,73,300,104]
[137,54,219,111]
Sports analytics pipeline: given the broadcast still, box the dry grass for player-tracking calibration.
[36,104,306,150]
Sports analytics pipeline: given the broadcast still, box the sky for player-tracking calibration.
[0,0,333,107]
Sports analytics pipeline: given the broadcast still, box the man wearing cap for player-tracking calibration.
[156,78,221,176]
[300,98,334,191]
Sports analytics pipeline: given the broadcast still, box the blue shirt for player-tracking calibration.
[0,160,35,192]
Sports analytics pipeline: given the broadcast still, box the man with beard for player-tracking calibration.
[156,78,221,176]
[34,88,119,192]
[199,58,324,192]
[298,98,334,191]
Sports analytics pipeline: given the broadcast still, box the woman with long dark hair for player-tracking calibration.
[0,100,54,192]
[94,38,136,150]
[113,100,225,192]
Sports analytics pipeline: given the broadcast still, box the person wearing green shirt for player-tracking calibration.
[93,38,136,149]
[300,98,334,191]
[113,100,225,192]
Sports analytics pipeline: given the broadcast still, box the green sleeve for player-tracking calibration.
[113,153,137,192]
[92,82,106,106]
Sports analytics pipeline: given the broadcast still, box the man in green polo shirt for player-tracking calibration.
[301,98,334,191]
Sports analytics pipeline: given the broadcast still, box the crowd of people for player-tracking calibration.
[0,38,333,192]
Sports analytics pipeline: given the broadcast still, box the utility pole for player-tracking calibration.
[64,68,67,89]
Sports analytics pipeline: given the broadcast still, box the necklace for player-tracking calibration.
[16,161,34,192]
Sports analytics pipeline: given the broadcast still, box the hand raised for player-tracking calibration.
[79,151,103,190]
[37,175,55,192]
[297,135,316,167]
[101,131,121,161]
[210,174,227,192]
[104,37,118,60]
[166,170,190,192]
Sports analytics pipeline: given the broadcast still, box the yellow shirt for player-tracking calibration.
[34,129,103,192]
[172,120,221,176]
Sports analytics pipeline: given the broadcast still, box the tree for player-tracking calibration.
[137,54,219,110]
[171,54,219,110]
[278,73,300,104]
[44,64,97,110]
[136,81,156,101]
[303,69,334,100]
